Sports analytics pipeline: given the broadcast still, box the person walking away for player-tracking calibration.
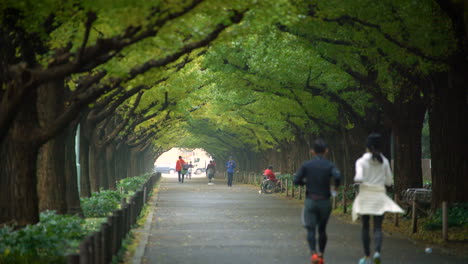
[186,161,193,180]
[352,133,403,264]
[226,156,236,187]
[293,139,341,264]
[206,160,215,183]
[176,156,186,183]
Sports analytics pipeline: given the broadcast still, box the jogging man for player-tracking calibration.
[293,139,341,264]
[226,156,236,187]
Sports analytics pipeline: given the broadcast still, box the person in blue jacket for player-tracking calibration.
[226,156,236,187]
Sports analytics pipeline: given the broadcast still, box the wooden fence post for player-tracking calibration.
[394,194,399,227]
[286,179,289,196]
[412,199,418,233]
[442,201,448,241]
[280,179,283,193]
[292,184,295,198]
[342,186,347,214]
[102,222,111,264]
[79,236,91,264]
[299,185,302,200]
[92,232,101,264]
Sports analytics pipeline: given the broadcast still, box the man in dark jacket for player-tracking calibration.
[294,139,341,264]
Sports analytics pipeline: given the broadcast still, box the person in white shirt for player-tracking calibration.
[352,133,403,264]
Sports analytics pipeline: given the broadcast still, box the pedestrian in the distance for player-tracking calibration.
[206,160,215,183]
[226,156,236,187]
[187,161,193,180]
[176,156,186,183]
[352,133,403,264]
[293,139,341,264]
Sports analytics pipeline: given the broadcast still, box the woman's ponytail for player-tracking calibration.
[367,133,383,164]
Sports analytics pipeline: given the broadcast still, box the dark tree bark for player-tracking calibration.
[79,123,91,197]
[88,143,100,192]
[36,80,67,214]
[106,142,116,190]
[36,80,82,215]
[0,92,40,226]
[430,68,468,206]
[430,0,468,206]
[391,98,426,194]
[37,132,67,214]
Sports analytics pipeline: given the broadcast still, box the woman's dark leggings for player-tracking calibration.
[361,215,384,256]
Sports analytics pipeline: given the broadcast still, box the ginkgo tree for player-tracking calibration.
[0,0,251,226]
[1,0,466,228]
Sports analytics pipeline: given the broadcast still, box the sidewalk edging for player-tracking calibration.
[131,184,161,264]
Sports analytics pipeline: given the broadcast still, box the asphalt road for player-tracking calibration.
[135,175,467,264]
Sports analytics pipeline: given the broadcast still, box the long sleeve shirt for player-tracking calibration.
[293,155,341,199]
[226,160,236,173]
[354,153,393,187]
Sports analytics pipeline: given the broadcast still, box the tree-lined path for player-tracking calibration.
[1,0,467,262]
[135,176,466,264]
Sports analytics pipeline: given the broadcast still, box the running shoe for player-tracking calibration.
[358,257,372,264]
[373,252,381,264]
[311,254,320,264]
[318,256,324,264]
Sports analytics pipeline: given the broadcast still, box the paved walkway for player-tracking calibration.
[135,175,466,264]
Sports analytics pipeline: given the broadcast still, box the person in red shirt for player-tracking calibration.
[176,156,186,183]
[263,166,277,181]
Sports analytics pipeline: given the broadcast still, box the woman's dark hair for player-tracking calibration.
[366,133,383,163]
[268,165,273,170]
[179,156,182,159]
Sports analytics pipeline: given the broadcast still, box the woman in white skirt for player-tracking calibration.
[352,133,403,264]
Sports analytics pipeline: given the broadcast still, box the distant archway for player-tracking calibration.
[154,148,213,178]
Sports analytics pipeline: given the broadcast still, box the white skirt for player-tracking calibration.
[352,184,404,221]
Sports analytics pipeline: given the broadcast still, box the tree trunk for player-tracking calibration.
[37,133,67,214]
[106,143,116,189]
[392,99,426,194]
[79,123,91,197]
[88,144,102,192]
[37,80,67,214]
[430,67,468,206]
[129,148,138,177]
[0,93,40,226]
[116,144,129,180]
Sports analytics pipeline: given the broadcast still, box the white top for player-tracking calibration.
[354,153,393,186]
[352,153,403,221]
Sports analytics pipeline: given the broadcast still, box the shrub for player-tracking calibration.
[80,189,122,218]
[423,203,468,230]
[336,185,357,201]
[117,173,151,194]
[0,211,86,264]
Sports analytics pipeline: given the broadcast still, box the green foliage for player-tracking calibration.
[0,211,86,264]
[82,218,108,232]
[336,185,357,202]
[117,173,151,195]
[80,189,123,218]
[423,203,468,230]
